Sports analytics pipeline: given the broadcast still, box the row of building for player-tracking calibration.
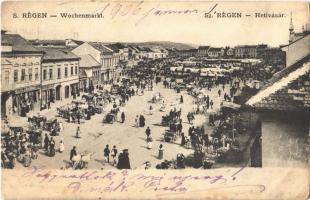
[0,31,169,117]
[174,44,287,60]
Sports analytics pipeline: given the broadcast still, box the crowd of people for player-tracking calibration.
[2,56,273,170]
[1,121,39,168]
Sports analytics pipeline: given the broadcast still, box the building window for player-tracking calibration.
[43,69,47,80]
[49,69,53,79]
[21,69,26,81]
[4,70,9,84]
[28,68,32,81]
[35,68,39,80]
[57,68,61,79]
[71,67,73,75]
[14,70,18,82]
[75,66,77,75]
[65,67,68,77]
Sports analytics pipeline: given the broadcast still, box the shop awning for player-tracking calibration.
[15,85,40,94]
[222,102,241,110]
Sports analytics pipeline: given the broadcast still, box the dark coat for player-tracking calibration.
[70,149,77,161]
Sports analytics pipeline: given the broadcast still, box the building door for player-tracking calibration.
[56,85,61,100]
[65,86,70,99]
[101,73,105,83]
[250,121,262,167]
[107,71,110,81]
[1,93,9,117]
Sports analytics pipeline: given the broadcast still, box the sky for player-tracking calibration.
[1,1,309,47]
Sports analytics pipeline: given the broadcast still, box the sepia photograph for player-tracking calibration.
[1,1,309,199]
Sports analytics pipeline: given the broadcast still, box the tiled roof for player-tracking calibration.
[135,46,145,51]
[71,39,85,45]
[1,33,42,53]
[247,55,310,112]
[79,54,101,68]
[30,40,66,46]
[128,46,140,52]
[144,47,153,52]
[235,45,258,48]
[181,49,198,52]
[105,44,120,53]
[198,46,210,50]
[89,42,114,53]
[208,47,223,51]
[38,48,80,61]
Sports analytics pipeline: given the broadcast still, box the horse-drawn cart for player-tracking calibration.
[164,130,178,143]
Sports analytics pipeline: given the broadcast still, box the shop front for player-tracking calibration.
[55,85,62,101]
[79,78,88,93]
[41,84,56,110]
[12,85,40,117]
[70,83,79,99]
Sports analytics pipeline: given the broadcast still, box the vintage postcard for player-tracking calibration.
[1,0,309,199]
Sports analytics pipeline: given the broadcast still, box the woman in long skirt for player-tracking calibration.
[158,144,164,159]
[146,136,153,149]
[59,140,65,153]
[181,132,186,146]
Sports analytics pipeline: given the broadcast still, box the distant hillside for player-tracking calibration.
[126,41,197,50]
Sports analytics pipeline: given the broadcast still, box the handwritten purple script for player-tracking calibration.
[21,165,265,196]
[61,1,219,26]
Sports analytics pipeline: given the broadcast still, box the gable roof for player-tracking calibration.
[135,46,145,51]
[208,47,223,52]
[105,44,121,53]
[79,69,88,78]
[1,33,43,53]
[246,55,310,112]
[89,42,114,53]
[198,46,210,50]
[181,49,198,52]
[79,54,101,68]
[128,45,140,52]
[144,47,153,52]
[30,39,66,46]
[70,39,85,46]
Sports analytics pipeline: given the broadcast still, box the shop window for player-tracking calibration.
[65,86,70,98]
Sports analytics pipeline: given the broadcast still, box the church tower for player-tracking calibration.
[289,12,295,43]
